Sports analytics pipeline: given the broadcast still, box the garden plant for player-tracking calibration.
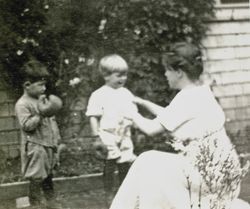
[0,0,216,179]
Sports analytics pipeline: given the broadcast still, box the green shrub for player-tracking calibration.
[0,0,215,138]
[0,0,215,100]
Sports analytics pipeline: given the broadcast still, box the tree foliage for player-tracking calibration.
[0,0,216,176]
[0,0,215,116]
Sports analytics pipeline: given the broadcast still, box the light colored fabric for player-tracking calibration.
[15,94,61,179]
[15,94,61,147]
[86,86,137,163]
[156,85,225,140]
[21,142,57,180]
[231,199,250,209]
[110,85,246,209]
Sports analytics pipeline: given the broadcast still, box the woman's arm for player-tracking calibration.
[89,116,100,136]
[135,97,164,116]
[132,113,165,136]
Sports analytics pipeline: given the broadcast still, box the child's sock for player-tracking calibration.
[42,174,54,200]
[42,175,61,209]
[118,162,131,185]
[29,179,42,206]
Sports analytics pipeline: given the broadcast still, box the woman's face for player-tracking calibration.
[164,67,180,89]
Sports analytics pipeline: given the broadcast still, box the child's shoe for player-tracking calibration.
[42,175,62,209]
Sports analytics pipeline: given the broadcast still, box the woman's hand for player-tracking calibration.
[133,96,145,106]
[134,96,164,116]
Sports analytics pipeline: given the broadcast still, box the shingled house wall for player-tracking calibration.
[0,77,20,159]
[202,6,250,153]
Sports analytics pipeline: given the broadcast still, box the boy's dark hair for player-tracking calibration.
[22,59,49,84]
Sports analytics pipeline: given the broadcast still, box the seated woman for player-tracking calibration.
[109,42,249,209]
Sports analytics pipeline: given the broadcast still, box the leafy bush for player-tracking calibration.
[0,0,216,152]
[0,0,215,102]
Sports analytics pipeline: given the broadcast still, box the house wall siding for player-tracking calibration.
[0,78,20,159]
[202,6,250,153]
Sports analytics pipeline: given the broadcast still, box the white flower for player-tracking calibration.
[183,25,192,34]
[98,19,107,31]
[134,28,141,35]
[38,30,42,34]
[87,58,94,66]
[99,25,104,31]
[69,77,81,87]
[100,19,107,25]
[22,38,28,43]
[22,38,39,46]
[23,8,30,13]
[30,39,39,46]
[64,59,69,65]
[16,50,23,56]
[78,56,85,63]
[44,5,49,9]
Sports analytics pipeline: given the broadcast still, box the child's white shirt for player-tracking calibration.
[86,85,137,163]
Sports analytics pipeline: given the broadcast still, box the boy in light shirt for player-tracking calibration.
[86,54,137,205]
[15,59,62,209]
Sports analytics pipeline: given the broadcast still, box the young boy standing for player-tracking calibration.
[86,54,137,205]
[15,59,62,209]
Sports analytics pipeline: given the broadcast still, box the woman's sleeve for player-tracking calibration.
[155,93,194,132]
[85,92,103,117]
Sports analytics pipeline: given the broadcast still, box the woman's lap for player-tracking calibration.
[110,150,192,209]
[112,149,247,209]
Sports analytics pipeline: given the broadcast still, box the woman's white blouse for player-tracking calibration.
[156,85,226,140]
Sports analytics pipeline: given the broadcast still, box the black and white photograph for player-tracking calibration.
[0,0,250,208]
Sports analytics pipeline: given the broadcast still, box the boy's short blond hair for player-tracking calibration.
[99,54,128,76]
